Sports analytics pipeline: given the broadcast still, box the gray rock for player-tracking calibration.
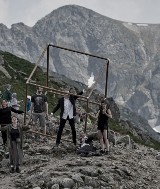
[51,184,60,189]
[1,158,9,167]
[156,155,160,160]
[84,176,100,188]
[72,173,84,184]
[61,178,75,188]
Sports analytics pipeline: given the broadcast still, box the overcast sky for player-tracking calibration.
[0,0,160,28]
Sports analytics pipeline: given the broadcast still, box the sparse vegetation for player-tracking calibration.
[1,51,160,149]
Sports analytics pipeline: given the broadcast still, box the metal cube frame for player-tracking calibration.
[24,43,110,133]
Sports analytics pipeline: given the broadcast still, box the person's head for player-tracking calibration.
[77,107,81,113]
[12,93,17,98]
[80,130,85,138]
[5,84,11,91]
[64,89,70,99]
[1,99,8,108]
[36,87,43,95]
[69,87,75,94]
[101,99,109,109]
[100,99,106,108]
[98,93,105,101]
[12,116,18,125]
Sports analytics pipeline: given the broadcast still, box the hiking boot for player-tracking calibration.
[10,165,14,173]
[105,151,110,155]
[52,143,59,149]
[100,149,105,154]
[80,153,87,157]
[15,166,21,173]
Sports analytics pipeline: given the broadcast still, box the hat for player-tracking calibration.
[27,95,31,100]
[12,93,17,98]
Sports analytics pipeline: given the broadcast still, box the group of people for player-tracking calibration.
[0,85,112,173]
[0,84,23,110]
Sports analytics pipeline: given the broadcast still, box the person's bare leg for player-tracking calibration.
[103,130,109,152]
[43,125,46,135]
[98,130,104,151]
[32,121,36,137]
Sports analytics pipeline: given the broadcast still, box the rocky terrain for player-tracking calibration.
[0,118,160,189]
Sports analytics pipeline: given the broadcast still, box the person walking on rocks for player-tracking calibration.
[31,87,48,138]
[52,88,83,147]
[0,100,24,148]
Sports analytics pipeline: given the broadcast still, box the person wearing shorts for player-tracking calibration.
[31,87,48,137]
[88,100,112,154]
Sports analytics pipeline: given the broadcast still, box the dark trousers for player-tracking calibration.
[56,117,76,145]
[1,130,7,145]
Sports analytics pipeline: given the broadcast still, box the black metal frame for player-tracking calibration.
[24,43,110,133]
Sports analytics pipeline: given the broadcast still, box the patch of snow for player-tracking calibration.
[136,23,148,26]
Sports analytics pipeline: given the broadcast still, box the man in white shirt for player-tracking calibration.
[52,88,83,147]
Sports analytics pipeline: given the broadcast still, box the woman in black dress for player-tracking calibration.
[89,100,112,153]
[97,101,112,153]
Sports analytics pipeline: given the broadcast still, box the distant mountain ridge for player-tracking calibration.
[0,5,160,129]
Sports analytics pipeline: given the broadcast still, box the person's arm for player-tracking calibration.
[73,90,84,100]
[104,108,112,118]
[22,125,30,131]
[53,99,60,114]
[45,102,48,115]
[88,110,100,119]
[30,101,33,111]
[0,125,7,132]
[11,107,24,114]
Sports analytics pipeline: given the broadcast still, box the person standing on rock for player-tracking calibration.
[89,100,112,154]
[52,88,84,147]
[0,99,24,149]
[31,87,48,138]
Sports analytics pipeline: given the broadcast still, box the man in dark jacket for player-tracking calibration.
[53,88,83,147]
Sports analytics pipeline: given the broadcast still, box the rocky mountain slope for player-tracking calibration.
[1,51,160,144]
[1,119,160,189]
[0,51,160,189]
[0,5,160,130]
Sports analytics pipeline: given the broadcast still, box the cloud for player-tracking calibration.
[0,0,160,27]
[0,0,9,25]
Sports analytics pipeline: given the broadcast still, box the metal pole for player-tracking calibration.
[26,45,48,84]
[24,83,28,125]
[105,60,109,98]
[84,97,89,133]
[104,60,109,141]
[28,82,88,100]
[46,45,50,87]
[49,44,109,61]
